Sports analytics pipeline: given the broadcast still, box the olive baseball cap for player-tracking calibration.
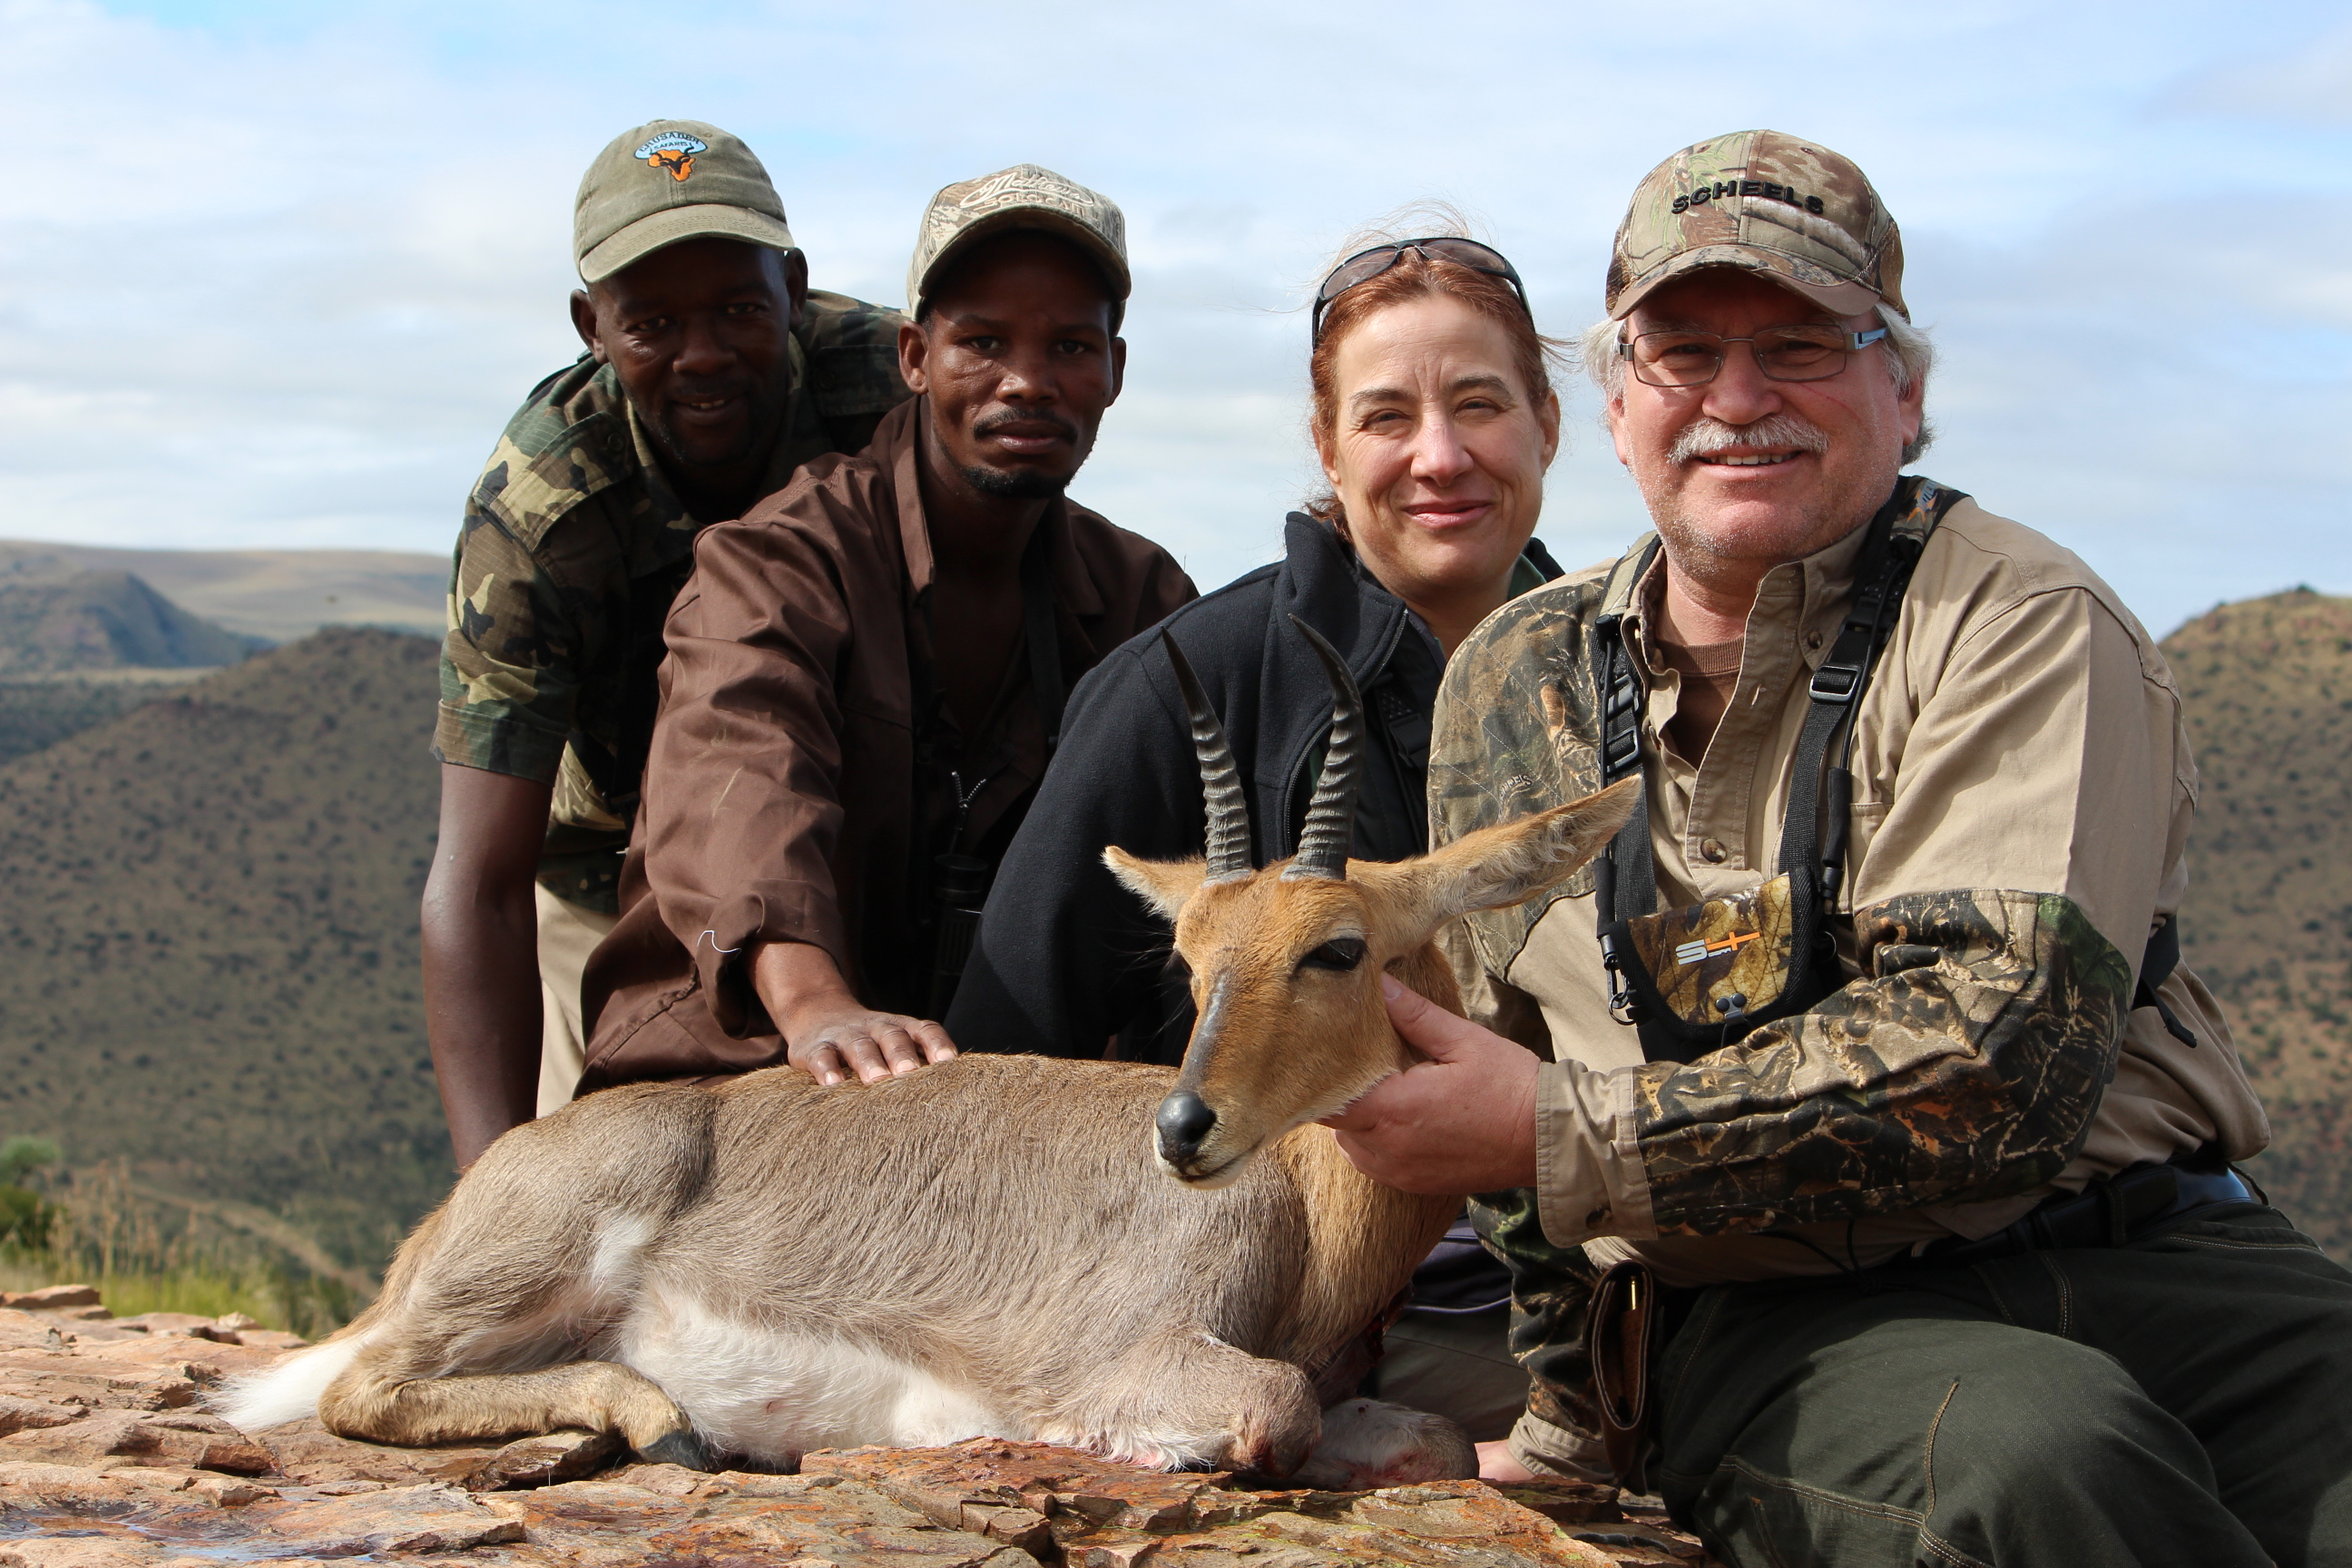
[573,119,797,284]
[906,164,1129,320]
[1606,130,1906,321]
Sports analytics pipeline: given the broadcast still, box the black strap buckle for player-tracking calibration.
[1808,661,1863,703]
[1599,933,1646,1025]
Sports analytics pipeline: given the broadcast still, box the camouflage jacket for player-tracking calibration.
[1431,477,2271,1471]
[434,290,910,911]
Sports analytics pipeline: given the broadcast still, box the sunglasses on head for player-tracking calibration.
[1310,238,1532,343]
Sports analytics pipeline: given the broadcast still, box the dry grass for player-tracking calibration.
[1,1161,359,1337]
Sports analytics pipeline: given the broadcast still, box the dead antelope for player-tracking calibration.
[220,622,1635,1482]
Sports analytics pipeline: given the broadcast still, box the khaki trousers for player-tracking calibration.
[534,884,618,1116]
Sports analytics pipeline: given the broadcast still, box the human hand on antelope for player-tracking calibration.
[754,938,958,1086]
[1318,973,1540,1195]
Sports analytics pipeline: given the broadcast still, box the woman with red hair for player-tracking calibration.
[947,217,1571,1444]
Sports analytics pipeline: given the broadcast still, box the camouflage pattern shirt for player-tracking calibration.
[434,290,910,912]
[1430,478,2272,1475]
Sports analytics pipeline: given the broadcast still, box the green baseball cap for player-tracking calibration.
[906,164,1130,321]
[1607,130,1906,321]
[573,119,798,284]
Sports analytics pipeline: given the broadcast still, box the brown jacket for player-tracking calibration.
[577,398,1196,1090]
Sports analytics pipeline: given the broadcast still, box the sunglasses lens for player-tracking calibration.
[1418,239,1513,274]
[1317,247,1403,305]
[1312,238,1528,341]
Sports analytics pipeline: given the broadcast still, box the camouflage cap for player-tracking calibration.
[1607,130,1905,321]
[906,164,1129,320]
[574,119,797,284]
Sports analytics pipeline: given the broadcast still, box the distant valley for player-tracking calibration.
[0,540,445,644]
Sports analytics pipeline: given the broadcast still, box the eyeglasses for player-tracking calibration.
[1616,326,1888,387]
[1311,238,1531,343]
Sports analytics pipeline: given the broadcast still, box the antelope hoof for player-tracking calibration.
[1227,1404,1318,1483]
[1289,1399,1477,1489]
[637,1426,713,1472]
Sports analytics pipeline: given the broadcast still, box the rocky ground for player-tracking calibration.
[0,1286,1715,1568]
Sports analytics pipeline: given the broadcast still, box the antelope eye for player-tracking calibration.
[1300,937,1367,973]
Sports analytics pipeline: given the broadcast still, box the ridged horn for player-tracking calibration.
[1162,632,1253,883]
[1282,615,1363,882]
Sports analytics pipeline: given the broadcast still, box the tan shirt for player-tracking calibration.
[1436,487,2269,1287]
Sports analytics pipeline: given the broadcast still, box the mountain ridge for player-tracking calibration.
[0,570,264,675]
[0,540,445,643]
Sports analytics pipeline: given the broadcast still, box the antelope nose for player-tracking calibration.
[1156,1091,1218,1161]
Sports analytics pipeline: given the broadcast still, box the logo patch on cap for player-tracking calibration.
[634,132,709,183]
[1671,181,1825,217]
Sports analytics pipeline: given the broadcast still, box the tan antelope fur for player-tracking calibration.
[218,622,1636,1483]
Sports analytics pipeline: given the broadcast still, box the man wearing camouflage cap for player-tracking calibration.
[1327,131,2352,1563]
[575,165,1192,1095]
[422,120,914,1169]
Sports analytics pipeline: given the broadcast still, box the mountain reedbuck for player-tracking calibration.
[221,622,1636,1482]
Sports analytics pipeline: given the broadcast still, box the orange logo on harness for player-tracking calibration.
[634,132,708,183]
[1672,929,1761,967]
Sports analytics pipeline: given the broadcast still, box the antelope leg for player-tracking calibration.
[318,1356,706,1467]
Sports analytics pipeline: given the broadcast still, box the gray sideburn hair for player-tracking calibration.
[1580,305,1936,466]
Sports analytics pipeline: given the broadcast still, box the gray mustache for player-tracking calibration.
[1670,413,1830,466]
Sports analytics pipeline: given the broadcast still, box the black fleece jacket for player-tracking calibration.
[948,513,1563,1068]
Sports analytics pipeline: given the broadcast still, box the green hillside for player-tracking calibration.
[0,677,197,768]
[0,627,450,1271]
[2163,588,2352,1253]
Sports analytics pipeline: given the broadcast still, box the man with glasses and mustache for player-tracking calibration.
[425,121,915,1169]
[1323,132,2351,1566]
[573,165,1193,1097]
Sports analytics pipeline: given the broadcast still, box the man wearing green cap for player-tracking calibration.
[422,120,913,1170]
[575,165,1192,1099]
[1323,132,2352,1565]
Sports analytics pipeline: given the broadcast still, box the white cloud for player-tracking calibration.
[2159,20,2352,128]
[0,0,2346,635]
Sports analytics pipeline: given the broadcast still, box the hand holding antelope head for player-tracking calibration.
[1104,617,1636,1192]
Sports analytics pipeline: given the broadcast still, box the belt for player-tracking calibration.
[1902,1160,2252,1269]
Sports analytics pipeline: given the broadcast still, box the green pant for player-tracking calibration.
[1365,1303,1530,1443]
[1654,1204,2352,1568]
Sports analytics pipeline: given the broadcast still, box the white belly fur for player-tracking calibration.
[616,1288,1016,1465]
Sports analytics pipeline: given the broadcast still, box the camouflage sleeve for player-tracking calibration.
[1427,583,1612,972]
[1434,571,2142,1240]
[1625,889,2132,1235]
[1466,1187,1610,1480]
[432,486,579,784]
[799,290,915,456]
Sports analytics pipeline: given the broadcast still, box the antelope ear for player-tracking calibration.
[1102,849,1210,923]
[1377,779,1641,936]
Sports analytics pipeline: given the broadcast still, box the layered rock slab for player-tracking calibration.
[0,1298,1715,1566]
[805,1437,1708,1568]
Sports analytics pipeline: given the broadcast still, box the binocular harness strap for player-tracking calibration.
[1590,483,1943,1061]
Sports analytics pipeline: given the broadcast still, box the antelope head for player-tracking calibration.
[1104,619,1638,1189]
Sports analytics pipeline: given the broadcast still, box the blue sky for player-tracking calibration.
[2,0,2347,634]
